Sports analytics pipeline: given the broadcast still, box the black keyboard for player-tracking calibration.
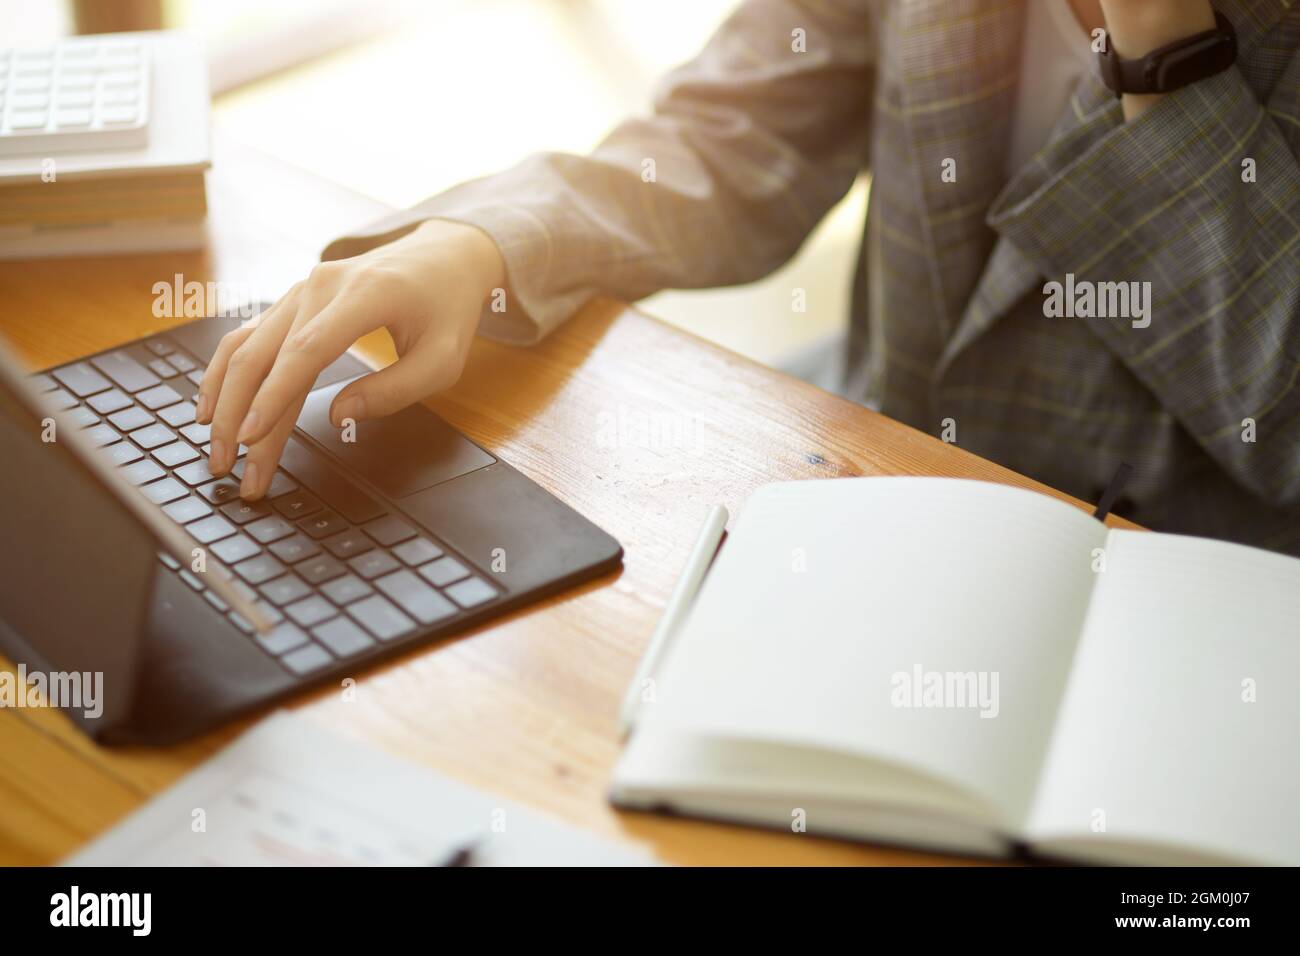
[31,334,501,678]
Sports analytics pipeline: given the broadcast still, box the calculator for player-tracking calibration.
[0,35,151,157]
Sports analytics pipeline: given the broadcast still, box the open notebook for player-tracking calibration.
[611,478,1300,865]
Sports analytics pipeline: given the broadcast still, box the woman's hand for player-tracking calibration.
[194,219,505,499]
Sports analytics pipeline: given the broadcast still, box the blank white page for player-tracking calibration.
[638,477,1107,829]
[1027,529,1300,864]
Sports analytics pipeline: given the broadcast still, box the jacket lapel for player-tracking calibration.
[895,0,1024,341]
[931,0,1293,377]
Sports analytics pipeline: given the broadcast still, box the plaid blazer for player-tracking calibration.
[325,0,1300,555]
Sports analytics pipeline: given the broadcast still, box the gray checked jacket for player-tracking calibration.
[324,0,1300,555]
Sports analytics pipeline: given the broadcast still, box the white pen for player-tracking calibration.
[618,503,729,737]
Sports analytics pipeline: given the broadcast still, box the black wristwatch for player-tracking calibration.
[1099,11,1237,98]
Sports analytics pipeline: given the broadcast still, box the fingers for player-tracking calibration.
[238,391,308,499]
[207,301,301,476]
[232,296,384,448]
[328,335,465,427]
[196,289,300,425]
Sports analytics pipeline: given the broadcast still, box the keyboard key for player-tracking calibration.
[152,441,199,467]
[347,595,416,641]
[445,576,498,609]
[108,442,143,466]
[64,405,99,428]
[418,555,470,588]
[281,643,333,675]
[121,459,164,485]
[45,388,79,411]
[53,361,111,397]
[162,495,212,524]
[298,509,348,540]
[268,533,321,564]
[260,574,313,606]
[107,406,154,431]
[348,549,400,580]
[285,595,337,628]
[234,553,286,585]
[91,350,160,393]
[265,470,299,499]
[129,422,175,450]
[141,476,187,505]
[254,600,285,625]
[145,339,175,357]
[175,458,218,486]
[188,514,236,544]
[187,369,204,386]
[361,514,417,546]
[179,569,205,590]
[158,401,196,427]
[323,529,372,560]
[255,622,308,656]
[137,383,183,410]
[210,533,260,565]
[393,537,443,566]
[203,442,247,459]
[273,489,322,521]
[196,477,242,505]
[220,498,272,525]
[84,423,121,448]
[227,612,254,634]
[147,358,178,379]
[246,515,295,544]
[87,388,132,415]
[30,374,57,393]
[169,352,198,374]
[179,422,211,444]
[374,570,456,625]
[312,617,375,657]
[203,590,230,613]
[158,551,181,570]
[296,554,346,585]
[320,573,373,605]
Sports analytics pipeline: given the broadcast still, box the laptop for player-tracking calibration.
[0,313,622,744]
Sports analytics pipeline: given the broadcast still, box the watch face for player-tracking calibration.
[1154,35,1237,90]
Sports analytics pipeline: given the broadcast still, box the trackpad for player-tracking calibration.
[298,377,495,498]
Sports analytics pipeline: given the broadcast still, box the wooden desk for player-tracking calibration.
[0,132,1136,866]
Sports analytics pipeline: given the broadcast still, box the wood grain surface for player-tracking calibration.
[0,133,1137,866]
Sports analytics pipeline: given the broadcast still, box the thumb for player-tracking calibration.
[328,345,460,427]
